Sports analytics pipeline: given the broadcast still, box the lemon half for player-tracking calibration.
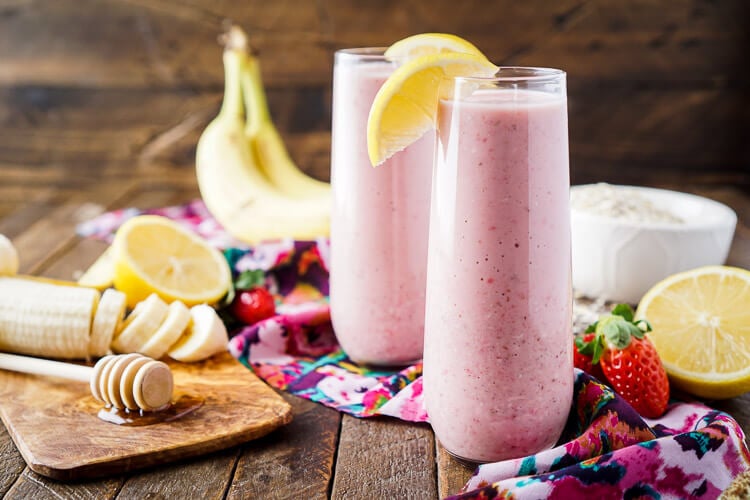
[635,265,750,399]
[112,215,232,308]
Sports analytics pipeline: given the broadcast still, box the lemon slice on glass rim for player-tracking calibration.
[384,33,485,60]
[635,265,750,399]
[366,51,498,167]
[112,215,232,308]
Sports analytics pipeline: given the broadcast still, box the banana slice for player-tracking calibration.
[111,294,168,354]
[0,234,19,276]
[138,300,191,359]
[167,304,228,362]
[89,288,127,357]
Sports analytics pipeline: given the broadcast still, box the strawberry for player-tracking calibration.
[577,304,670,418]
[573,333,606,382]
[229,269,276,325]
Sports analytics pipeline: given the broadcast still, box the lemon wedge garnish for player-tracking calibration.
[635,265,750,399]
[112,215,232,308]
[366,52,498,166]
[384,33,485,60]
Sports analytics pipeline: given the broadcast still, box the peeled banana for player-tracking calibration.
[195,26,330,244]
[0,277,99,359]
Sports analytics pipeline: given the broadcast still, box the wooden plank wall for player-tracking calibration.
[0,0,748,193]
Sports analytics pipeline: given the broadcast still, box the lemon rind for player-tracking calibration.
[384,33,484,60]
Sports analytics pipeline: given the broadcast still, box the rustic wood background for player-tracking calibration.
[0,0,748,205]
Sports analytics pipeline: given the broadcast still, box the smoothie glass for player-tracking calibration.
[329,49,433,366]
[423,68,574,463]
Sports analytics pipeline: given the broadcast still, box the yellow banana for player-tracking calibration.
[241,50,331,200]
[195,26,330,244]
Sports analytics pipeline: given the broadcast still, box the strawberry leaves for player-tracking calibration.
[580,304,652,361]
[575,333,605,365]
[235,269,266,290]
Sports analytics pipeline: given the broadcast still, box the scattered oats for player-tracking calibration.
[571,183,684,224]
[573,294,610,335]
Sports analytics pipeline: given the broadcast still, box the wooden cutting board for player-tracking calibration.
[0,351,292,480]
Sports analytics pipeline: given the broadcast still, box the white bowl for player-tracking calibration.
[571,185,737,304]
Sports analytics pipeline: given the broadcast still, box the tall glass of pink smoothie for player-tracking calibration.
[423,68,574,463]
[330,49,433,366]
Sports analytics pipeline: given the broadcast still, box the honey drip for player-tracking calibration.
[97,394,203,426]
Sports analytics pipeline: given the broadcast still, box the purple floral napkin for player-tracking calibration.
[78,200,749,498]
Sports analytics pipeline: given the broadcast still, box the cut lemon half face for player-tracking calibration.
[635,265,750,399]
[367,52,498,167]
[384,33,485,60]
[112,215,232,308]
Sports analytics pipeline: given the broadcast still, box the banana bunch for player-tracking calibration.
[196,25,331,244]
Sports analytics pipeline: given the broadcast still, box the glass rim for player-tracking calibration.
[454,66,565,83]
[335,47,388,61]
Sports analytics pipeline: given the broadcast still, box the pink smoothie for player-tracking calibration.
[329,50,433,365]
[423,87,574,462]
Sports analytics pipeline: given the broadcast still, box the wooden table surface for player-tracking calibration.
[0,177,748,498]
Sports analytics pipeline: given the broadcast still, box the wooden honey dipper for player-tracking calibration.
[0,352,173,412]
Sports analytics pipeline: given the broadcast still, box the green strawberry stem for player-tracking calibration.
[235,269,266,290]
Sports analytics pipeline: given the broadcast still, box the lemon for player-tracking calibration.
[635,265,750,399]
[366,51,498,167]
[77,247,114,291]
[384,33,485,60]
[112,215,232,308]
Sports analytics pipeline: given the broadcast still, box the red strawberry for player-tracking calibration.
[578,304,670,418]
[599,335,670,418]
[230,269,276,325]
[573,333,606,382]
[231,287,276,325]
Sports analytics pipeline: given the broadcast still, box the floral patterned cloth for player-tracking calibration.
[78,200,749,499]
[452,373,749,499]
